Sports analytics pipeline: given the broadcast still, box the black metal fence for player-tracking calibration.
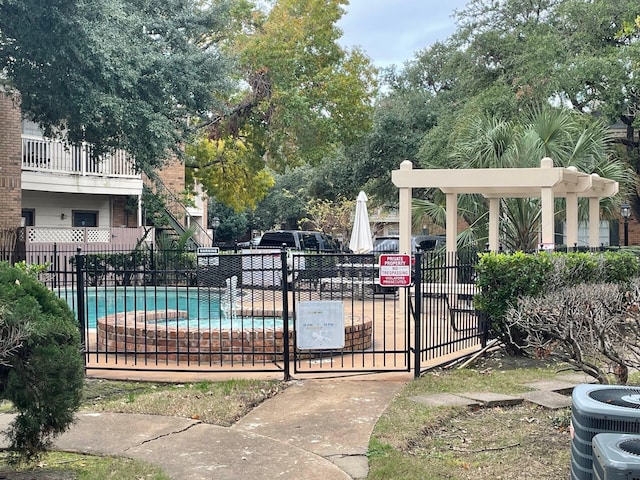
[2,244,488,378]
[415,249,488,373]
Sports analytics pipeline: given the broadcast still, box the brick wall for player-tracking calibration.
[112,195,139,227]
[144,155,186,222]
[97,310,373,363]
[157,156,185,195]
[0,91,22,229]
[621,214,640,247]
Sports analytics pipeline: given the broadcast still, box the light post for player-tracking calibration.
[212,216,220,246]
[621,203,631,247]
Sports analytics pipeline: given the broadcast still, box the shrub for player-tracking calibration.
[602,250,639,283]
[508,282,640,384]
[547,252,601,287]
[0,263,84,462]
[474,250,640,353]
[474,252,552,350]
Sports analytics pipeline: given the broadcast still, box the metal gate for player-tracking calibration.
[289,252,412,375]
[413,249,488,374]
[31,246,488,379]
[289,249,487,376]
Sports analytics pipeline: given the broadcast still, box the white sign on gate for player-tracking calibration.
[197,246,220,266]
[296,300,344,350]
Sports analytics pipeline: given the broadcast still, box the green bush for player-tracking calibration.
[0,263,84,462]
[548,252,600,286]
[602,250,639,283]
[475,250,640,352]
[546,251,639,287]
[475,252,553,350]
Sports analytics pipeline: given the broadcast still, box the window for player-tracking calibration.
[72,211,98,227]
[301,233,319,250]
[257,232,297,248]
[21,209,35,227]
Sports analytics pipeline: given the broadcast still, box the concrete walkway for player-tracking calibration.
[0,372,593,480]
[0,377,408,480]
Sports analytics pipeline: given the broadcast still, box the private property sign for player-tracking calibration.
[378,254,412,287]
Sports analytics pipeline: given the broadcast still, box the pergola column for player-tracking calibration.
[589,197,600,249]
[566,193,578,249]
[398,161,413,256]
[446,193,458,254]
[488,197,500,252]
[540,158,555,249]
[540,186,555,249]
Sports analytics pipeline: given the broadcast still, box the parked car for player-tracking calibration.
[372,235,445,254]
[257,230,341,253]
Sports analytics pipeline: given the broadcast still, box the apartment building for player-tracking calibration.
[0,89,210,256]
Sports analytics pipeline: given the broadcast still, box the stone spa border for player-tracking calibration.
[97,309,373,363]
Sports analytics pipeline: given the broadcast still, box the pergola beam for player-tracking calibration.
[391,158,619,254]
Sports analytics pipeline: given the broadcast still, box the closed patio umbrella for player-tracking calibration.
[349,191,373,253]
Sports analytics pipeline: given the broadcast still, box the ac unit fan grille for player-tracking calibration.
[619,439,640,456]
[589,388,640,409]
[592,434,640,480]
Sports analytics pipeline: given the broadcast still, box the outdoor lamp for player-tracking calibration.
[212,216,220,245]
[621,203,631,246]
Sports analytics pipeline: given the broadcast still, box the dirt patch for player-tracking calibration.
[403,402,571,479]
[469,347,570,372]
[370,347,575,479]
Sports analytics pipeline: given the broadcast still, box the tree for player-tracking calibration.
[305,148,362,202]
[357,88,438,205]
[0,0,232,171]
[0,263,84,462]
[414,106,636,251]
[252,168,312,230]
[299,196,354,242]
[185,136,275,212]
[187,0,378,210]
[207,198,252,244]
[436,1,640,198]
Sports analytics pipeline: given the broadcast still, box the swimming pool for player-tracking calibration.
[60,287,282,329]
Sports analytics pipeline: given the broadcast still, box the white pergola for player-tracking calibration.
[391,157,619,254]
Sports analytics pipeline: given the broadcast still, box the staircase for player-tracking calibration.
[147,176,213,250]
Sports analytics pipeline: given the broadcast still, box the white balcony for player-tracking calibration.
[23,226,152,247]
[21,135,143,196]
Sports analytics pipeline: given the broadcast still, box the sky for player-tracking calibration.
[337,0,469,69]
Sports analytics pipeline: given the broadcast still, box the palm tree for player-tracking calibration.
[414,106,637,251]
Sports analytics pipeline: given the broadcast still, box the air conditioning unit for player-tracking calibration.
[571,384,640,480]
[592,433,640,480]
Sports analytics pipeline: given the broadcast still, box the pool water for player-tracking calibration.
[59,288,282,330]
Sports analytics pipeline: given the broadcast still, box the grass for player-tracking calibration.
[0,451,170,480]
[81,377,286,426]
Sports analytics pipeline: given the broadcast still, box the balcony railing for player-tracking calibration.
[22,135,140,178]
[23,226,151,246]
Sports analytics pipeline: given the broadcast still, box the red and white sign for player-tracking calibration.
[378,254,412,287]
